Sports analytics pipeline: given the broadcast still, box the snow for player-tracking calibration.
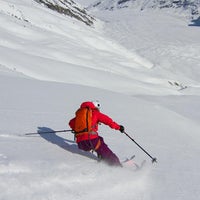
[0,0,200,200]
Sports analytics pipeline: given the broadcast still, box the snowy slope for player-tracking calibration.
[34,0,95,26]
[2,0,197,95]
[1,0,200,200]
[92,8,200,90]
[1,69,200,200]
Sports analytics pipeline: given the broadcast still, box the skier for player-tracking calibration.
[69,100,125,166]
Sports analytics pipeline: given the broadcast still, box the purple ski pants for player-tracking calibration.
[77,136,121,166]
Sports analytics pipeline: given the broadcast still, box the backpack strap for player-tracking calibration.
[94,138,101,151]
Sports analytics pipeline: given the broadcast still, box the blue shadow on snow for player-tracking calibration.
[188,17,200,26]
[37,127,97,161]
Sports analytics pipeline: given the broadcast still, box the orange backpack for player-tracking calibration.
[74,107,92,134]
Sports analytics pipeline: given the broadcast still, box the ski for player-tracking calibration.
[134,159,146,170]
[122,155,146,171]
[122,155,135,163]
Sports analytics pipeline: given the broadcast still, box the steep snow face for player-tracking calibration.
[89,0,200,19]
[0,0,200,96]
[0,0,94,26]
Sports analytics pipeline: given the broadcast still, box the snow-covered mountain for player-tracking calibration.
[35,0,95,25]
[89,0,200,19]
[0,0,95,26]
[1,1,200,200]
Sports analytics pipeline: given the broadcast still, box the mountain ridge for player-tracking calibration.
[89,0,200,19]
[35,0,95,25]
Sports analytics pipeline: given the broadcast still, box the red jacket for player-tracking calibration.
[69,102,120,143]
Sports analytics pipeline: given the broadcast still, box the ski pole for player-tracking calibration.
[123,131,157,163]
[24,129,73,136]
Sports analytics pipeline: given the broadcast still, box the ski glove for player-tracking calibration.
[119,125,125,133]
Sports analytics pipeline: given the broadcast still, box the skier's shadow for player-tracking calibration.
[37,127,97,161]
